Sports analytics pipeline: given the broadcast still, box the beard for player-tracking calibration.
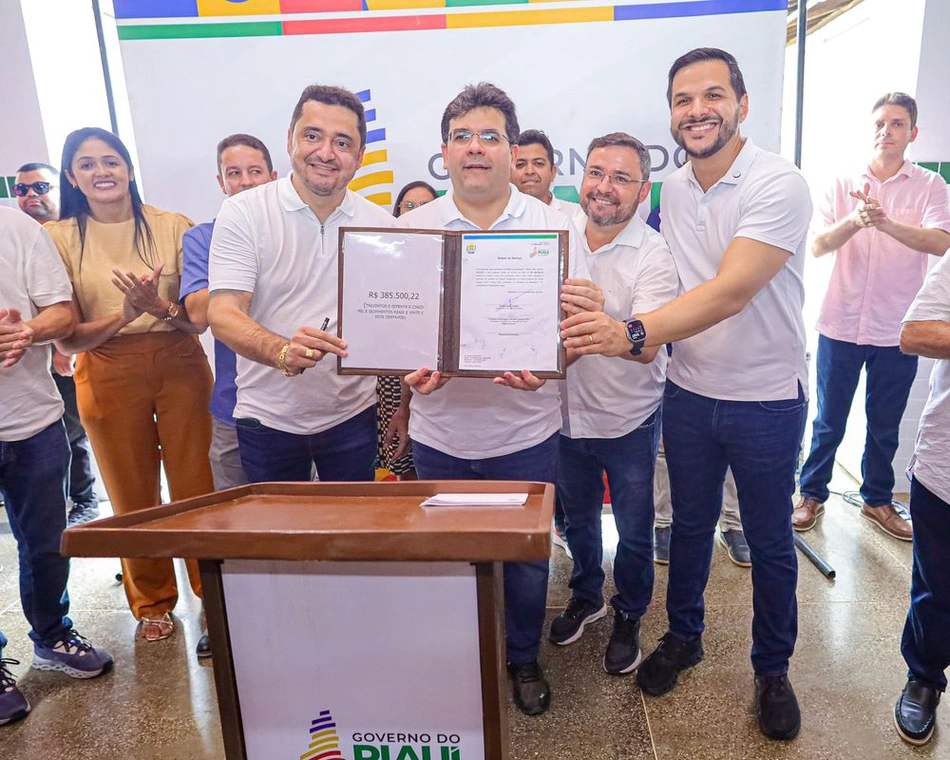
[583,193,635,227]
[673,106,740,160]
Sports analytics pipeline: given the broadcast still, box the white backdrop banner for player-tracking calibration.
[111,0,790,223]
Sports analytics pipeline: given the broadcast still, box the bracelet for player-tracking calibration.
[160,302,181,322]
[277,343,296,377]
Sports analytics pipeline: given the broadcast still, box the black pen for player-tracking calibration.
[320,317,330,332]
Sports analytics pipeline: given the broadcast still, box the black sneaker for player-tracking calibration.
[196,631,212,659]
[507,660,551,716]
[755,674,801,740]
[636,632,704,695]
[66,501,100,528]
[0,659,30,726]
[894,678,940,746]
[548,597,607,645]
[603,610,641,675]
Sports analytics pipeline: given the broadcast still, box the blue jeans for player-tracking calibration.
[663,381,806,676]
[53,372,98,509]
[557,412,659,618]
[901,477,950,692]
[413,433,558,665]
[799,335,918,506]
[237,406,377,483]
[0,420,73,655]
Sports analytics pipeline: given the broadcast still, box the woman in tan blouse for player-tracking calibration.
[48,127,214,645]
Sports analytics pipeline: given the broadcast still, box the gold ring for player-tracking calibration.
[588,334,595,345]
[305,348,316,360]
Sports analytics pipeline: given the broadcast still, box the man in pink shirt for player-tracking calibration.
[794,92,950,540]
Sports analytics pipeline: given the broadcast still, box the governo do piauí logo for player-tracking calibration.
[347,89,394,211]
[302,709,462,760]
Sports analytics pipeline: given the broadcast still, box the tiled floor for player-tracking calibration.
[0,468,944,760]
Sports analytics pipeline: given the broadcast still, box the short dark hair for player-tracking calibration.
[16,162,58,175]
[289,85,367,147]
[441,82,519,144]
[516,130,554,166]
[586,132,652,181]
[872,92,918,129]
[667,47,747,106]
[216,133,274,174]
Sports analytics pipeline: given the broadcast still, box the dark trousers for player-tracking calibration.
[663,381,806,676]
[237,406,378,483]
[901,477,950,692]
[413,433,558,665]
[799,335,918,506]
[53,372,99,509]
[0,420,73,654]
[557,412,659,618]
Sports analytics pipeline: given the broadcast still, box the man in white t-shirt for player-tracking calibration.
[209,85,393,482]
[551,133,678,677]
[398,83,602,717]
[0,207,113,726]
[562,48,812,741]
[892,253,950,746]
[513,129,580,218]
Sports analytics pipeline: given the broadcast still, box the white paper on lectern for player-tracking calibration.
[340,230,443,372]
[421,492,529,507]
[457,233,560,372]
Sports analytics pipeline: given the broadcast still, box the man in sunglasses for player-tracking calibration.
[13,164,59,224]
[13,162,100,528]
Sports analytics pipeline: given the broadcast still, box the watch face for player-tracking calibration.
[625,319,646,343]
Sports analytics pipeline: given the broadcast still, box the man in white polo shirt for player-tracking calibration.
[892,253,950,746]
[562,48,812,740]
[550,133,678,678]
[513,129,580,218]
[398,82,602,717]
[208,85,393,482]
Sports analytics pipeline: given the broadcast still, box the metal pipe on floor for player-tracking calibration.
[794,533,836,579]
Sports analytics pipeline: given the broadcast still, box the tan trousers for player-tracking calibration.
[75,331,214,619]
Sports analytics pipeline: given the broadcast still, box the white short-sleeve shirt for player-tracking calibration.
[0,207,73,441]
[903,253,950,505]
[660,140,812,401]
[562,215,679,439]
[209,177,394,435]
[549,196,580,219]
[396,185,589,459]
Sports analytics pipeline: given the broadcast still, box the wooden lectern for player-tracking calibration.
[62,481,553,760]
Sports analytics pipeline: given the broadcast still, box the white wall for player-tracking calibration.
[783,0,928,492]
[0,1,48,208]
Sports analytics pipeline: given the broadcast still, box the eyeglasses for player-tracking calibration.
[448,129,509,146]
[584,168,648,188]
[399,199,432,211]
[13,181,53,197]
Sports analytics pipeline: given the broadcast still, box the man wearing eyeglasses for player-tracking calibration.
[13,163,59,224]
[13,163,100,529]
[551,132,678,677]
[397,82,603,717]
[562,48,812,740]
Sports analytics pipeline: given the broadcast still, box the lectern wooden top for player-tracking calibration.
[62,481,554,562]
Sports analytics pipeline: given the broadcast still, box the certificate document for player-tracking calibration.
[457,233,561,372]
[337,228,567,378]
[338,230,444,374]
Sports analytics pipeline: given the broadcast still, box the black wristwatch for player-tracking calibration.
[624,318,646,356]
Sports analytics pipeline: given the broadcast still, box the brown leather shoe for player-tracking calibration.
[861,502,912,541]
[792,496,825,531]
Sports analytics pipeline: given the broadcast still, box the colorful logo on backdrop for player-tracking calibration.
[113,1,791,39]
[302,710,462,760]
[347,89,393,209]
